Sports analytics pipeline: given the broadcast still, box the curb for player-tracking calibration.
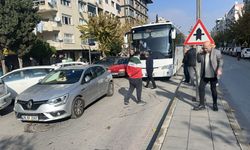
[146,71,183,150]
[218,88,250,150]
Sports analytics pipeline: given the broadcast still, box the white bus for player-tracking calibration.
[128,22,184,79]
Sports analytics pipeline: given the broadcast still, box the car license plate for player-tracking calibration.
[21,115,38,121]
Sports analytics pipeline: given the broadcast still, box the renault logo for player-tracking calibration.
[27,99,33,109]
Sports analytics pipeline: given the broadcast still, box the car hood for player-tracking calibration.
[17,84,78,101]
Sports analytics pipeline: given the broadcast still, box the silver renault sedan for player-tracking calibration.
[14,65,114,122]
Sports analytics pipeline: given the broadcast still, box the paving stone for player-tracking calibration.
[161,136,187,150]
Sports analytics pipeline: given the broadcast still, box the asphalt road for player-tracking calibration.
[220,55,250,144]
[0,75,182,150]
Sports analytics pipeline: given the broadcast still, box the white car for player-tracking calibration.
[0,79,11,110]
[0,66,56,99]
[52,61,88,69]
[241,48,250,58]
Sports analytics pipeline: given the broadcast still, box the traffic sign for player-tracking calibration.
[184,19,214,45]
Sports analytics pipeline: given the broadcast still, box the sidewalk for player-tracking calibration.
[159,79,247,150]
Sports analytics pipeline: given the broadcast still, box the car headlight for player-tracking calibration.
[48,94,68,106]
[161,65,173,69]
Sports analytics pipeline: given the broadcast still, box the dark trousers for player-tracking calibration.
[145,73,156,88]
[183,64,190,82]
[125,78,142,102]
[199,77,218,106]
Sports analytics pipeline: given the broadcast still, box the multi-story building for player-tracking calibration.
[212,2,243,35]
[33,0,123,62]
[120,0,152,24]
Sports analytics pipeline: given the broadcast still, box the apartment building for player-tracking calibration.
[120,0,152,24]
[34,0,122,62]
[212,2,244,35]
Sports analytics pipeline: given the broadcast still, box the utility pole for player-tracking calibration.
[196,0,201,20]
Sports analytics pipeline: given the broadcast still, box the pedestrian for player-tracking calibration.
[145,51,156,89]
[182,46,190,83]
[124,49,145,105]
[186,45,197,87]
[194,41,223,111]
[30,57,38,66]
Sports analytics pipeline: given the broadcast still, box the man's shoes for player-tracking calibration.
[193,104,206,111]
[151,86,156,89]
[124,101,129,105]
[137,100,146,105]
[144,85,149,88]
[213,104,218,111]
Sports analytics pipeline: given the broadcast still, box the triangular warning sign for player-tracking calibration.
[184,19,214,45]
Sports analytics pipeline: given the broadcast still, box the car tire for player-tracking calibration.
[107,81,114,96]
[71,97,85,119]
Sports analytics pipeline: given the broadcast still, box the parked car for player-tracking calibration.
[14,65,113,122]
[241,48,250,58]
[94,56,123,68]
[52,61,88,69]
[0,79,11,110]
[107,57,129,77]
[0,66,56,99]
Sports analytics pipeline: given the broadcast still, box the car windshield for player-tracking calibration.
[40,69,84,84]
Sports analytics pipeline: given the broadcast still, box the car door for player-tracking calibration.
[81,67,99,106]
[2,70,26,96]
[92,66,107,96]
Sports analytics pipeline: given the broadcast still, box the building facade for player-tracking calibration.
[212,2,244,35]
[33,0,152,62]
[119,0,152,24]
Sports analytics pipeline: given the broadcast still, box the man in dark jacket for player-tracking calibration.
[186,45,197,86]
[194,41,223,111]
[182,47,190,83]
[145,51,156,89]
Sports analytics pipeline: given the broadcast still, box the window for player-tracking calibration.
[105,0,108,4]
[78,1,86,12]
[83,68,94,83]
[2,71,25,82]
[93,66,105,77]
[88,4,96,16]
[61,0,71,6]
[64,33,74,43]
[116,4,121,13]
[62,14,72,25]
[111,1,115,7]
[33,0,45,6]
[28,69,52,78]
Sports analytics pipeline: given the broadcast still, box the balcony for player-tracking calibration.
[34,0,57,13]
[42,21,60,32]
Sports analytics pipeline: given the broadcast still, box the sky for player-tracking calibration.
[148,0,243,35]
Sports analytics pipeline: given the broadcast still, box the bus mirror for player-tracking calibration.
[171,29,176,39]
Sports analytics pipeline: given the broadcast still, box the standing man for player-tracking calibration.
[182,46,190,83]
[194,41,223,111]
[186,45,197,87]
[125,49,145,105]
[145,51,156,89]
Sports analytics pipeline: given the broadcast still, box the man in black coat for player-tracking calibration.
[145,51,156,89]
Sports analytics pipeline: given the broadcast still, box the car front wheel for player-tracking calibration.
[71,97,85,119]
[107,81,114,96]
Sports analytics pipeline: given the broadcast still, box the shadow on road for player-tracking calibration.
[118,87,137,104]
[0,102,14,116]
[0,135,34,150]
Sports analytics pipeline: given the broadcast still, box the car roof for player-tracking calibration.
[59,64,106,70]
[52,61,87,66]
[1,66,56,78]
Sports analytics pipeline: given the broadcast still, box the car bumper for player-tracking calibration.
[14,102,71,122]
[0,92,11,110]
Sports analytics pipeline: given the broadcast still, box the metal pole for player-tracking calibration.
[196,0,201,20]
[88,46,91,64]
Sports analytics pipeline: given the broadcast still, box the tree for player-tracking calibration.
[0,0,40,73]
[78,14,123,57]
[27,39,56,65]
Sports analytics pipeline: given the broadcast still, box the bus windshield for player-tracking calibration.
[132,25,172,59]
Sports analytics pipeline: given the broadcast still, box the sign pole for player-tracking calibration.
[195,0,201,102]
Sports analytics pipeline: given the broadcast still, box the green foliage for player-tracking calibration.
[213,5,250,47]
[0,0,40,57]
[28,39,56,61]
[78,13,123,56]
